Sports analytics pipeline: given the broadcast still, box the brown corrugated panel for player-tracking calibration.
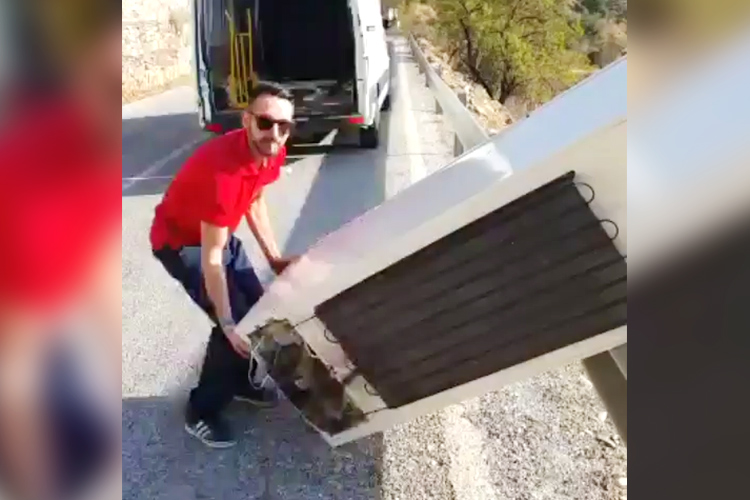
[316,172,627,408]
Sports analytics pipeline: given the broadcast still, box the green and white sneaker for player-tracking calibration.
[184,413,236,449]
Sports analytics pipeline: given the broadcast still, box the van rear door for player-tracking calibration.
[351,0,389,123]
[193,0,214,127]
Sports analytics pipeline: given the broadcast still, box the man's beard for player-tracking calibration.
[250,137,280,157]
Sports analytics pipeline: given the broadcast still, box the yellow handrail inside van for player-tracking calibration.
[225,6,258,108]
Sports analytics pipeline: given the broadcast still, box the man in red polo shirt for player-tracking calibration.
[150,82,297,447]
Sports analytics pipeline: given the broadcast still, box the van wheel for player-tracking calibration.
[359,126,379,149]
[381,93,391,112]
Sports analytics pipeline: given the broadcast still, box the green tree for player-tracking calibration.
[580,0,608,16]
[428,0,593,104]
[608,0,627,20]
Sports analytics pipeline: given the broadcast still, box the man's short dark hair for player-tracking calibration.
[247,81,293,105]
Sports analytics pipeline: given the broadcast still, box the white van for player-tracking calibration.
[192,0,391,148]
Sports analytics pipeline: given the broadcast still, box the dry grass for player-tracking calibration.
[400,2,438,38]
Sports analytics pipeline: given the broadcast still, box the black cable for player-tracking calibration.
[575,181,596,205]
[599,218,620,241]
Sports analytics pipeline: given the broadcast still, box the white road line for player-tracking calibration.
[396,39,427,184]
[122,175,175,181]
[443,404,501,500]
[122,139,203,191]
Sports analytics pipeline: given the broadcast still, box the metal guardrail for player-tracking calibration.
[407,34,488,156]
[407,32,627,444]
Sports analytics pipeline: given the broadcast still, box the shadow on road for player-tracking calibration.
[122,113,207,177]
[280,37,398,255]
[123,153,306,199]
[121,114,352,198]
[122,112,208,198]
[122,396,383,500]
[282,111,393,256]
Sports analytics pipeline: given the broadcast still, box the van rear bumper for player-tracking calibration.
[207,111,372,136]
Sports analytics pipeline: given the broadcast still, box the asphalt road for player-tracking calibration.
[122,36,626,500]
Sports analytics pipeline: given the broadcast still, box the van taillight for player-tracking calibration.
[206,123,223,134]
[348,116,365,125]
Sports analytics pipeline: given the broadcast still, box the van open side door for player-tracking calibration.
[350,0,390,123]
[193,0,214,128]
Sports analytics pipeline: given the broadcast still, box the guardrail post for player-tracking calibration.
[609,344,627,378]
[409,32,487,156]
[434,67,443,114]
[582,351,627,445]
[454,90,467,156]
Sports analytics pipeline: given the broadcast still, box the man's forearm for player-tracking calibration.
[202,264,233,323]
[247,195,281,263]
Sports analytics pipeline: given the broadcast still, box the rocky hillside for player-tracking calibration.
[122,0,193,103]
[415,36,517,134]
[402,1,626,128]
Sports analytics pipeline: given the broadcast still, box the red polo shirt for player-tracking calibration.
[150,129,285,250]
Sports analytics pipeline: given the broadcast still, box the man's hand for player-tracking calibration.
[221,320,251,358]
[247,192,290,273]
[269,255,299,275]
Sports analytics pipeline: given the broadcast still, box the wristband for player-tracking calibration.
[219,317,235,330]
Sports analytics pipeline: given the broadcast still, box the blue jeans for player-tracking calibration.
[153,236,264,420]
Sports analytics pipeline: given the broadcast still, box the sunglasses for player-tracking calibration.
[252,113,294,135]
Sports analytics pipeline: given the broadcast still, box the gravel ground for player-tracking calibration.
[466,365,627,500]
[379,365,627,500]
[382,415,455,500]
